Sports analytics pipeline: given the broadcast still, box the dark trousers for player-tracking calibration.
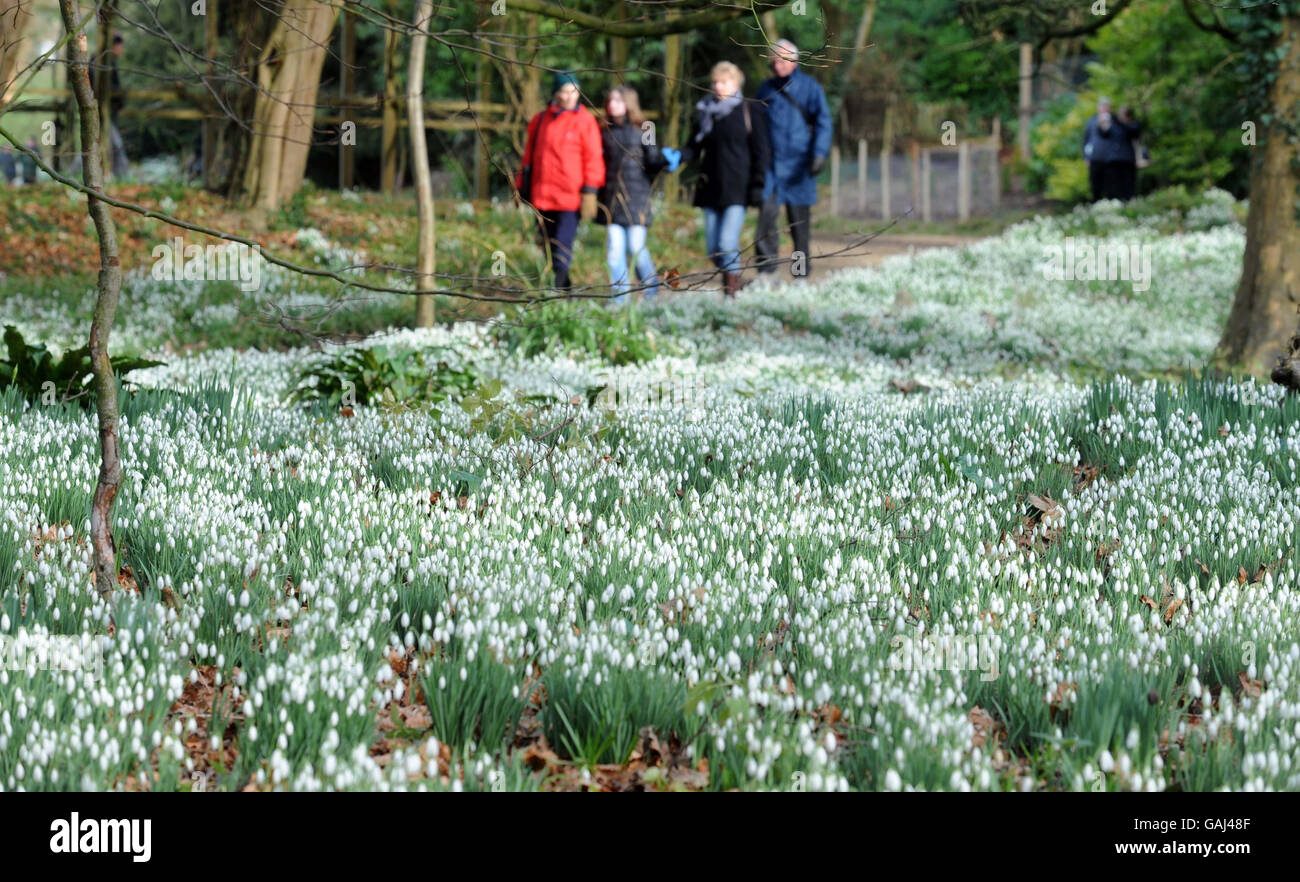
[756,197,812,277]
[1089,161,1133,202]
[538,209,579,290]
[1113,162,1137,201]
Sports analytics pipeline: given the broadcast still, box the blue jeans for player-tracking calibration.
[606,224,659,303]
[702,204,747,274]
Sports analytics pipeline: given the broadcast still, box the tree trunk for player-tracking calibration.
[474,26,490,201]
[95,5,115,182]
[662,12,682,205]
[409,0,435,327]
[239,0,339,211]
[202,0,219,190]
[59,0,123,600]
[1219,11,1300,381]
[381,11,400,195]
[0,0,32,108]
[493,10,541,158]
[337,5,355,191]
[213,2,275,199]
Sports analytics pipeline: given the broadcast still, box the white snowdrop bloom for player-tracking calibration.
[884,769,902,792]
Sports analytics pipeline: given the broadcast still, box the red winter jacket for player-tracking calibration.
[516,104,605,212]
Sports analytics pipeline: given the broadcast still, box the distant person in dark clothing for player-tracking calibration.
[0,145,15,185]
[1082,97,1117,201]
[678,61,770,298]
[1082,96,1140,202]
[1112,105,1142,201]
[19,137,38,183]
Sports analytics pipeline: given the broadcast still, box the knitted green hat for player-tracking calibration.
[552,70,580,94]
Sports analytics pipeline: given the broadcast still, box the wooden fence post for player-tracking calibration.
[990,121,1002,210]
[1018,43,1032,168]
[830,144,841,217]
[857,138,867,215]
[921,148,931,223]
[958,139,970,221]
[881,144,892,220]
[909,140,919,218]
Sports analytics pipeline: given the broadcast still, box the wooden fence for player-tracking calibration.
[826,125,1002,222]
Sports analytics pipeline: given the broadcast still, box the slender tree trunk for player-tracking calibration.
[492,10,541,158]
[662,12,682,205]
[95,4,115,182]
[201,0,219,189]
[59,0,123,600]
[337,4,355,191]
[1220,11,1300,381]
[474,30,490,201]
[0,0,32,108]
[217,2,276,199]
[409,0,435,327]
[381,8,400,195]
[240,0,339,210]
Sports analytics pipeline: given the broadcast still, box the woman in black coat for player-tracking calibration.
[678,61,770,297]
[596,87,679,303]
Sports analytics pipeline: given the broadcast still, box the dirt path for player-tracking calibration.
[807,232,983,274]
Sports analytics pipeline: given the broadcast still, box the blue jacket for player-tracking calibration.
[755,69,833,206]
[1083,114,1141,164]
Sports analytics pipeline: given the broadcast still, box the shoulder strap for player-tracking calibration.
[774,85,814,134]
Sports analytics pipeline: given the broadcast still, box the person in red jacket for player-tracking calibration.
[516,71,605,292]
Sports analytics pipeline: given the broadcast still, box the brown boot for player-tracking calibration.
[723,272,742,298]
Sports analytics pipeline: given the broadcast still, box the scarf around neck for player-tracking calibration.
[694,92,743,143]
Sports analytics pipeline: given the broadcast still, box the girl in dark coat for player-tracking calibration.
[678,61,770,297]
[596,87,681,303]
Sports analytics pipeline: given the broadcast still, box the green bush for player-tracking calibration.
[491,300,662,366]
[0,325,162,408]
[285,343,485,410]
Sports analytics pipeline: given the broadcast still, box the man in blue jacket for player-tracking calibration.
[755,39,832,279]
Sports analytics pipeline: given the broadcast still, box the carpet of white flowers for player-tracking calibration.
[3,190,1300,791]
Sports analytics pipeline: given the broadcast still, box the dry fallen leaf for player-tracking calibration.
[1237,671,1263,699]
[1026,493,1062,520]
[969,705,1004,749]
[890,378,930,395]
